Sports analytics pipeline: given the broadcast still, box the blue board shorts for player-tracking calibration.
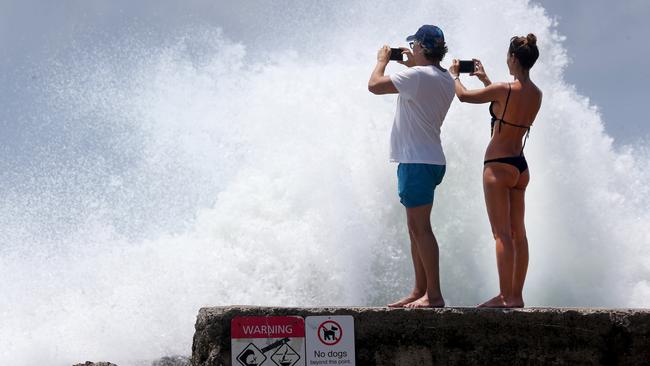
[397,163,446,208]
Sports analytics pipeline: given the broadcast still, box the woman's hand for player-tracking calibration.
[376,45,391,65]
[397,47,416,67]
[449,59,460,78]
[471,59,491,86]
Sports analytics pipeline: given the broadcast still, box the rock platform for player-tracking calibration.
[191,306,650,366]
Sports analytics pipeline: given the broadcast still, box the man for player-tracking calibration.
[368,25,455,308]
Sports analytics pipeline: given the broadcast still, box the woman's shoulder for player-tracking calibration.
[524,81,543,100]
[493,81,511,89]
[485,81,511,94]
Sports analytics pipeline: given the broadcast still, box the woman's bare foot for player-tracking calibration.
[505,296,524,308]
[387,291,424,308]
[477,294,508,308]
[404,294,445,308]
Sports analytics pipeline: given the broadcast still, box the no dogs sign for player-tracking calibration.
[305,316,355,365]
[231,316,306,366]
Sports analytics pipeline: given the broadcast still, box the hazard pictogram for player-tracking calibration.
[236,343,267,366]
[270,343,301,366]
[317,320,342,346]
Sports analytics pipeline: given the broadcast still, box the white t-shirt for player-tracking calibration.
[389,65,455,164]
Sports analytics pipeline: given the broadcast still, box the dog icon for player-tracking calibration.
[322,325,339,341]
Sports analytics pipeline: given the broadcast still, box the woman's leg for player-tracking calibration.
[479,163,519,308]
[509,171,530,307]
[404,203,445,308]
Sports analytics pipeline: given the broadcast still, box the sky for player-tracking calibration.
[1,0,648,146]
[539,0,649,145]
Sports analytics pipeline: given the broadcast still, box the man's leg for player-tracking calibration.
[387,229,427,307]
[404,204,445,308]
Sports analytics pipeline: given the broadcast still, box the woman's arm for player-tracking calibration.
[455,81,507,104]
[449,59,505,104]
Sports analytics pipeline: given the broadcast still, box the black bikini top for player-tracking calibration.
[489,82,531,155]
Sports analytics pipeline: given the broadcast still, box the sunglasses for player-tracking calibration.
[409,41,418,50]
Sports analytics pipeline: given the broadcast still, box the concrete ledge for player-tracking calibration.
[191,306,650,366]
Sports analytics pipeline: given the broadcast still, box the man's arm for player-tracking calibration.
[368,45,398,95]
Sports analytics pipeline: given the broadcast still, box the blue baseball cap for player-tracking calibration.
[406,25,445,49]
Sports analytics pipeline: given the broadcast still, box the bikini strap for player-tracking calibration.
[498,83,512,133]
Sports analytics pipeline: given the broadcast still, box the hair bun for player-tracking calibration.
[526,33,537,46]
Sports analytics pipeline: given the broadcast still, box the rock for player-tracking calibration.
[191,306,650,366]
[151,355,191,366]
[72,355,190,366]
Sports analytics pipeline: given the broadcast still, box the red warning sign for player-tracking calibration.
[232,316,305,339]
[231,316,306,366]
[317,320,342,346]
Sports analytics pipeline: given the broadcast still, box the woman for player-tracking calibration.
[449,34,542,308]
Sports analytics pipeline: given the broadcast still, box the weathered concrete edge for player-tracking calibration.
[195,306,650,326]
[191,306,650,366]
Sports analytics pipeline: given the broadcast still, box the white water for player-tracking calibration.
[2,0,649,365]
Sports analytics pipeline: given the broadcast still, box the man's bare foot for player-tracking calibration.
[387,291,424,308]
[477,294,508,308]
[404,294,445,308]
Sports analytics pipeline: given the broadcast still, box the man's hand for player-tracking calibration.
[376,45,391,65]
[369,45,398,95]
[397,47,416,68]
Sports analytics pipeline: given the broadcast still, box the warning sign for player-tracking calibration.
[231,316,306,366]
[306,316,355,365]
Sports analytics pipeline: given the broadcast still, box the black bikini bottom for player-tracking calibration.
[484,156,528,173]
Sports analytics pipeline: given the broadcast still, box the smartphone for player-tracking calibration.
[458,60,476,73]
[390,48,404,62]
